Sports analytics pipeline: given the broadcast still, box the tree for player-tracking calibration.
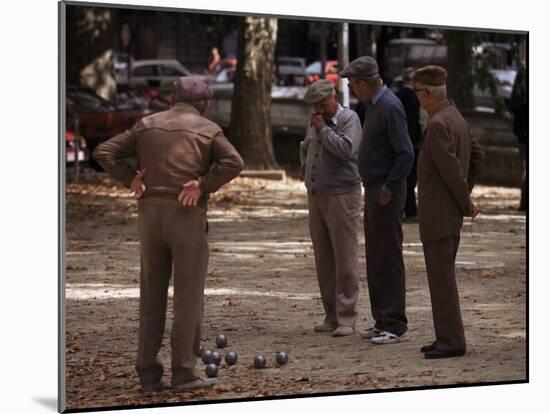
[229,17,278,169]
[446,31,477,110]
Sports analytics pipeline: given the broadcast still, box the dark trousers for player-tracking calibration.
[308,190,361,328]
[423,232,466,351]
[363,181,408,336]
[405,149,418,217]
[135,201,209,387]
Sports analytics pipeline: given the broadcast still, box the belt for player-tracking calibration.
[138,196,207,212]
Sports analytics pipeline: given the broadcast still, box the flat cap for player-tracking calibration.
[174,76,213,102]
[413,65,447,86]
[304,79,335,104]
[340,56,379,79]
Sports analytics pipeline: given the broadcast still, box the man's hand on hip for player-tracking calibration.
[178,179,202,207]
[379,189,392,206]
[130,168,147,199]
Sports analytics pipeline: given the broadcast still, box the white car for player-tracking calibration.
[116,59,191,93]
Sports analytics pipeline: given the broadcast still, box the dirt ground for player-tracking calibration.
[64,172,526,411]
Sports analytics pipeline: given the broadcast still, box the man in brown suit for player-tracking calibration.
[413,66,484,359]
[94,76,244,389]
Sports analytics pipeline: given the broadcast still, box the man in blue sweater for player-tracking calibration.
[341,56,414,344]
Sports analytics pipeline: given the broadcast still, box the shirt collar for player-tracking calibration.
[172,101,200,114]
[371,85,388,106]
[329,104,343,126]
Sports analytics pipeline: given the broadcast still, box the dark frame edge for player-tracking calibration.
[59,1,67,412]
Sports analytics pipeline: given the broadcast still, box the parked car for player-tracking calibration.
[305,60,339,87]
[275,57,308,86]
[384,38,446,81]
[116,59,192,94]
[66,87,157,169]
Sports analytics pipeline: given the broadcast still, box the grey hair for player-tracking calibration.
[364,74,383,87]
[417,82,447,97]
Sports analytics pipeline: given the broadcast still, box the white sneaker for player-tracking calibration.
[359,327,381,339]
[370,331,409,345]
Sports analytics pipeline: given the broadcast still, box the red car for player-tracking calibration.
[66,87,157,169]
[65,131,89,164]
[305,60,340,88]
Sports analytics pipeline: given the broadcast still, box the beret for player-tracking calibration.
[174,76,213,101]
[413,65,447,86]
[340,56,379,79]
[304,79,335,104]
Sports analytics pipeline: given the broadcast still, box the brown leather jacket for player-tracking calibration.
[93,102,244,206]
[417,100,484,242]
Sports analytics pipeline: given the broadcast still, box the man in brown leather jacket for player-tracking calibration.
[93,76,244,390]
[413,66,484,359]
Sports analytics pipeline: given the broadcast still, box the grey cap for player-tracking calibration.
[174,76,213,102]
[340,56,379,79]
[304,79,335,104]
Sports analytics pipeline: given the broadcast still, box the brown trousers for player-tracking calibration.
[423,232,466,351]
[135,201,208,387]
[308,190,361,328]
[364,182,408,336]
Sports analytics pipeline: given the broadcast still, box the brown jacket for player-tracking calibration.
[93,102,244,206]
[417,100,484,242]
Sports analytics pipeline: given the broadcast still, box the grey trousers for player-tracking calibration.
[135,201,209,387]
[308,190,361,328]
[423,232,466,351]
[363,181,408,336]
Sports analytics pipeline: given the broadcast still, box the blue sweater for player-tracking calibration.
[359,86,414,195]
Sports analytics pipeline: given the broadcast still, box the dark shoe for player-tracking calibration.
[420,341,437,353]
[141,380,168,392]
[403,216,418,223]
[172,377,217,390]
[424,348,465,359]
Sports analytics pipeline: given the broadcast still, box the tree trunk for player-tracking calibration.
[354,24,375,58]
[230,17,278,170]
[446,32,476,110]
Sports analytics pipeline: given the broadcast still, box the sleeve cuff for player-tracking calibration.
[382,184,393,196]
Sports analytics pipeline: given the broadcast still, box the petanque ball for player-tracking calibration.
[194,344,204,357]
[225,351,238,365]
[205,363,218,378]
[211,351,222,365]
[215,334,228,348]
[276,352,289,366]
[201,349,213,364]
[254,355,266,369]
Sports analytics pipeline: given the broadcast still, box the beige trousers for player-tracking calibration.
[308,190,361,328]
[135,200,208,387]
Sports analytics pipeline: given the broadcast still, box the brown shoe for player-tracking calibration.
[314,321,337,332]
[172,377,217,390]
[141,380,168,392]
[331,326,355,337]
